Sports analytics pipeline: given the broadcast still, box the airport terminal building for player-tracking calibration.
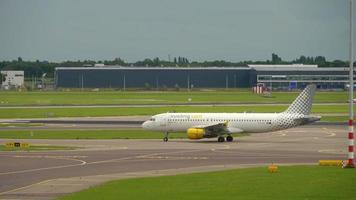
[55,64,352,90]
[250,65,350,90]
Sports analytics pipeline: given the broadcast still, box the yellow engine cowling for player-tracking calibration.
[187,128,205,139]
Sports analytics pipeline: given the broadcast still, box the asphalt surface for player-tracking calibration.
[0,116,149,130]
[0,124,347,200]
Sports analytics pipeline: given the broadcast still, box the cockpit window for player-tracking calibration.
[149,118,156,121]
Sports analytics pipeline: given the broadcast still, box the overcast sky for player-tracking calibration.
[0,0,354,62]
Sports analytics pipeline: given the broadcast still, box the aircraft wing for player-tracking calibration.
[192,121,243,135]
[192,122,228,133]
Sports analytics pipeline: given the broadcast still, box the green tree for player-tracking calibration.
[271,53,282,64]
[315,56,326,66]
[297,56,307,64]
[153,57,160,66]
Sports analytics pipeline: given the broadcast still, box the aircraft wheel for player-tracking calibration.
[218,136,225,142]
[226,135,233,142]
[163,137,168,142]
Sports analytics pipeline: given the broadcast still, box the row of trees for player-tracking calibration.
[0,54,355,78]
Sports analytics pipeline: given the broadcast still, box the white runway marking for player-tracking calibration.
[0,155,87,175]
[274,131,287,137]
[138,156,208,160]
[288,130,307,133]
[318,149,345,154]
[27,149,205,169]
[322,128,336,137]
[0,179,54,196]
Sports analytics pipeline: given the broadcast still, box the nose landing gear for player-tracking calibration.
[163,132,169,142]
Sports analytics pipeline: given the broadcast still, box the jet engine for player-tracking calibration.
[187,128,205,139]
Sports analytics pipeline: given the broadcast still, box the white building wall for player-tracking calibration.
[1,71,24,89]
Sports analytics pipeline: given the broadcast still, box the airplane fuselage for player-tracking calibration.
[143,112,318,133]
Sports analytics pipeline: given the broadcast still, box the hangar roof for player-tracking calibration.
[55,66,251,70]
[249,64,317,68]
[55,65,349,72]
[251,67,349,71]
[248,64,349,71]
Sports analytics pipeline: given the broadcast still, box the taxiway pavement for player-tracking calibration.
[0,125,347,200]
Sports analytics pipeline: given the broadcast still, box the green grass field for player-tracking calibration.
[0,90,350,105]
[59,165,356,200]
[321,116,348,122]
[0,144,77,151]
[0,105,349,119]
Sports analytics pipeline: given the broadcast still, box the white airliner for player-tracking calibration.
[142,84,320,142]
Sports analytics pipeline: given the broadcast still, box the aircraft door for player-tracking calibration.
[158,117,167,127]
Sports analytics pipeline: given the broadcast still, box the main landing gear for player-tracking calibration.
[218,135,233,142]
[163,132,169,142]
[218,136,225,142]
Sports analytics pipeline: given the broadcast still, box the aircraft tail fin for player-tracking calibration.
[284,84,316,115]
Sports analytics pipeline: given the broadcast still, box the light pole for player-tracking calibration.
[123,74,126,91]
[346,0,355,168]
[41,73,46,90]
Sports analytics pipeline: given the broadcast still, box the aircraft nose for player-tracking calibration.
[142,121,150,129]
